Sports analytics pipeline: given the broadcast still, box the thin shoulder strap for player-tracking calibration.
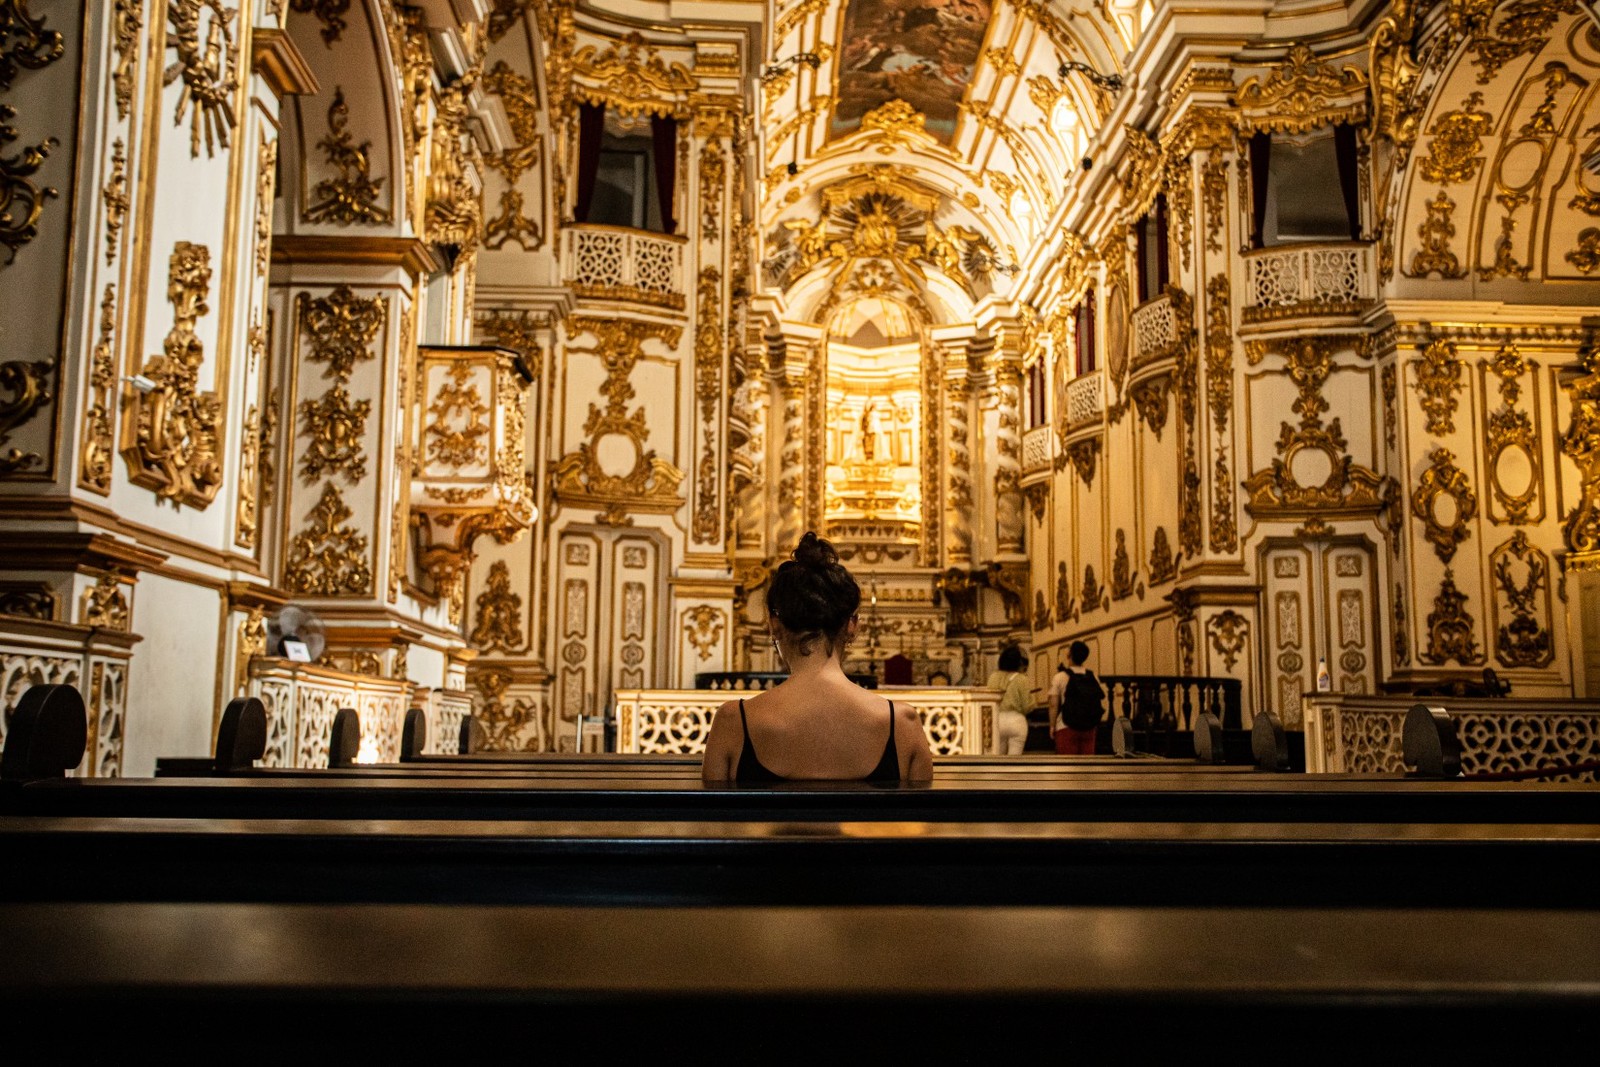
[739,698,748,736]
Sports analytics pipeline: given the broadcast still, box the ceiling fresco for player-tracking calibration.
[830,0,994,144]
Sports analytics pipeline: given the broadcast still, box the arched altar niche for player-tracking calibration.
[822,295,927,563]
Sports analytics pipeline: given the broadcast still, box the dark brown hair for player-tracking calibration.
[765,532,860,656]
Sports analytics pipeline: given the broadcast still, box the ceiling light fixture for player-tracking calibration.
[1059,60,1124,94]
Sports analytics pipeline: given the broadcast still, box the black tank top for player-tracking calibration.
[735,699,900,783]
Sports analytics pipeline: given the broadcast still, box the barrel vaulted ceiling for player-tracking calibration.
[759,0,1137,330]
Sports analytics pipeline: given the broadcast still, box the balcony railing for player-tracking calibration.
[563,224,686,309]
[1131,292,1176,366]
[1243,242,1375,322]
[1064,369,1105,429]
[1021,424,1053,474]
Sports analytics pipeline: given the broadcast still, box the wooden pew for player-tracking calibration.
[3,902,1595,1059]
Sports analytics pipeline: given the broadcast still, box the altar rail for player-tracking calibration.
[1102,674,1243,731]
[563,224,686,309]
[0,617,137,778]
[247,660,412,768]
[1242,241,1374,322]
[1302,694,1600,775]
[614,687,1001,755]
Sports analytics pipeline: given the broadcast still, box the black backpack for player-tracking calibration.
[1060,670,1105,731]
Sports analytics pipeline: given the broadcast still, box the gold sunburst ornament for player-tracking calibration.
[164,0,239,158]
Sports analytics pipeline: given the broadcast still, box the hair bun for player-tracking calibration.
[791,531,838,569]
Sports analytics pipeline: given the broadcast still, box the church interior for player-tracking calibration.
[3,0,1600,1053]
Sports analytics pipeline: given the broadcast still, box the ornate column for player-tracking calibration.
[987,328,1026,557]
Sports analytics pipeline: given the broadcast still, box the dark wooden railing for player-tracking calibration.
[694,671,879,690]
[1100,674,1243,732]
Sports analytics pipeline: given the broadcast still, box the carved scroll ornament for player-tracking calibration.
[553,318,684,526]
[122,242,224,508]
[1411,447,1477,564]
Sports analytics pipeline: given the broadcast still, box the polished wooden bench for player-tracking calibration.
[4,813,1598,908]
[2,901,1595,1059]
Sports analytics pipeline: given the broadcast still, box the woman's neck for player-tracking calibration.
[783,648,847,681]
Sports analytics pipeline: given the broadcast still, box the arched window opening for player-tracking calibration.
[1134,196,1169,303]
[1074,288,1097,376]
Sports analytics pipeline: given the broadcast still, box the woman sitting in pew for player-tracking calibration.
[702,533,935,784]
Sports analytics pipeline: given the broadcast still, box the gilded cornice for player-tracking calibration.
[1234,44,1367,134]
[250,27,321,98]
[571,31,696,117]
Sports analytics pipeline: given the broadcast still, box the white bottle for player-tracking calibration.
[1315,658,1331,692]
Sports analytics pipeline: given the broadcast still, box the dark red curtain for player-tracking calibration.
[651,114,677,235]
[1249,131,1272,249]
[1154,194,1170,291]
[1134,219,1149,303]
[574,101,605,223]
[1075,290,1096,375]
[1334,123,1362,240]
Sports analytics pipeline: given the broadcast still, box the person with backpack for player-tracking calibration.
[1053,641,1104,755]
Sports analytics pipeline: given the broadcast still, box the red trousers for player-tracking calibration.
[1054,726,1097,755]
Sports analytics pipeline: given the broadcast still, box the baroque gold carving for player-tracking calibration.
[112,0,142,119]
[425,363,490,470]
[0,104,59,265]
[571,32,694,117]
[1565,228,1600,274]
[285,482,372,595]
[102,139,127,266]
[1129,375,1169,440]
[122,242,223,508]
[235,403,259,549]
[692,267,722,544]
[298,285,384,383]
[1079,564,1104,615]
[476,309,544,381]
[305,88,392,226]
[1234,44,1366,134]
[1206,610,1249,671]
[1110,529,1139,602]
[1491,532,1553,668]
[79,285,117,493]
[1411,447,1477,563]
[1485,345,1540,525]
[470,560,523,653]
[1417,93,1491,185]
[1421,569,1481,666]
[683,605,724,661]
[299,385,369,482]
[1065,437,1099,488]
[1409,191,1465,279]
[1243,337,1388,519]
[1149,527,1179,586]
[290,0,350,45]
[82,574,129,631]
[1413,338,1463,435]
[0,357,50,473]
[1205,274,1238,554]
[1560,346,1600,559]
[427,70,483,252]
[554,318,684,525]
[165,1,239,158]
[0,0,63,261]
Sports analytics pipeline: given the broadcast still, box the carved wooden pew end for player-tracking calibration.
[0,684,88,781]
[1252,711,1291,772]
[401,707,427,761]
[213,697,267,774]
[1403,704,1463,779]
[1192,711,1226,764]
[459,714,487,755]
[327,708,363,769]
